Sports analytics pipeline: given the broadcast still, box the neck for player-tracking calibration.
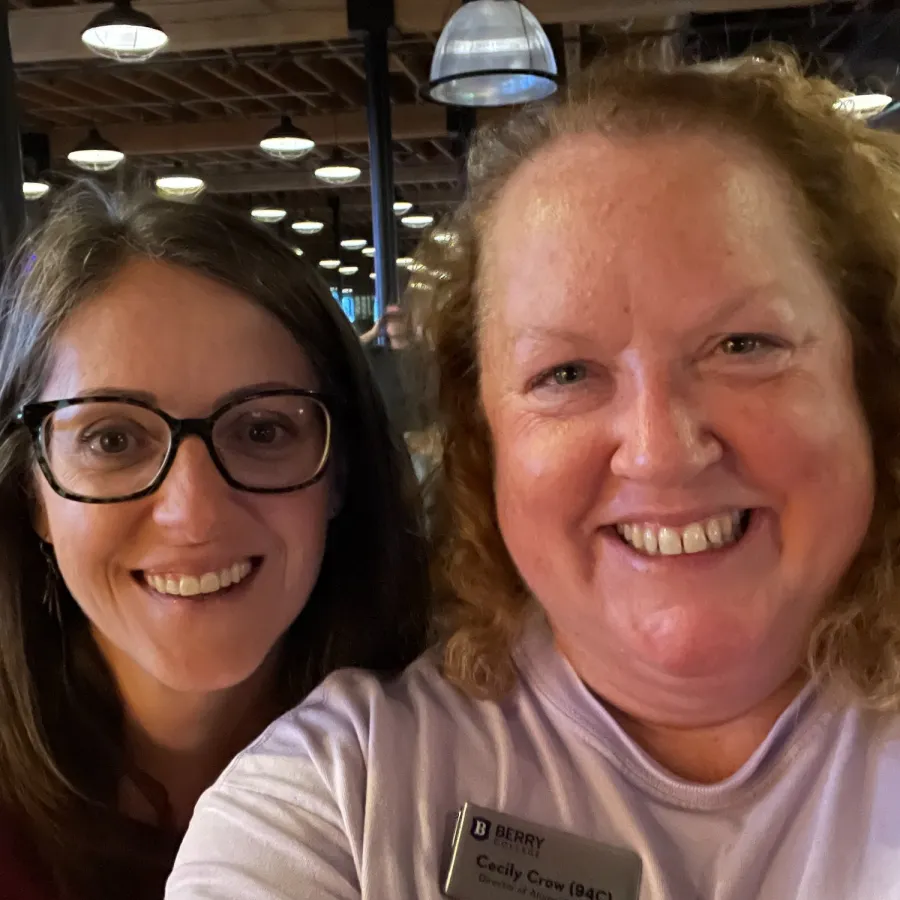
[96,635,281,830]
[388,337,410,350]
[555,632,808,783]
[606,672,807,782]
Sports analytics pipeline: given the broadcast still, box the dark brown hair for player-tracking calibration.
[414,50,900,705]
[0,183,430,898]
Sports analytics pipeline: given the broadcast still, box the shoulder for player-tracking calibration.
[229,649,467,777]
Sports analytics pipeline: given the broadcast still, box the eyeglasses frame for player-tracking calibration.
[16,388,333,504]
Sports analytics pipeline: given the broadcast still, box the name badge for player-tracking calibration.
[443,802,642,900]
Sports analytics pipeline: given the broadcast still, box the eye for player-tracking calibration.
[538,362,588,388]
[81,424,141,455]
[246,421,287,445]
[717,334,780,356]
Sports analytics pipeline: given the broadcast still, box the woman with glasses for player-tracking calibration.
[0,183,429,900]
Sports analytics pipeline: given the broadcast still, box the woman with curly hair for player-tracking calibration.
[169,51,900,900]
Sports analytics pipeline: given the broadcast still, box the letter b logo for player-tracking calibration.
[471,817,491,841]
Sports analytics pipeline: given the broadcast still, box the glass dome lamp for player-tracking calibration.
[401,213,435,229]
[81,0,169,63]
[338,265,359,276]
[251,206,287,223]
[340,238,368,251]
[423,0,558,108]
[834,93,893,118]
[155,170,206,199]
[362,246,376,258]
[259,116,316,161]
[393,199,413,216]
[23,179,50,200]
[319,259,341,270]
[67,127,125,173]
[314,150,362,186]
[292,219,324,235]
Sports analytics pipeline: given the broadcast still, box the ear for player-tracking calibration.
[29,482,52,545]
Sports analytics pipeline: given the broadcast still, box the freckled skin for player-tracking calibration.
[478,131,874,728]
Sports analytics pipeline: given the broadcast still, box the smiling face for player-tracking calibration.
[478,131,875,726]
[33,258,334,695]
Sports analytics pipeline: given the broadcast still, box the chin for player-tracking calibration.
[628,606,768,680]
[149,653,269,695]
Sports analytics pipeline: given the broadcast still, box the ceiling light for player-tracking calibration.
[155,172,206,199]
[393,199,413,216]
[338,265,359,276]
[251,207,287,223]
[369,272,376,280]
[81,0,169,63]
[834,93,893,118]
[293,247,304,257]
[314,150,362,186]
[259,115,316,161]
[396,257,414,268]
[362,246,376,257]
[433,229,459,245]
[341,288,353,294]
[423,0,558,108]
[401,214,435,229]
[67,127,125,173]
[340,238,368,251]
[22,180,50,200]
[319,259,341,270]
[292,219,324,235]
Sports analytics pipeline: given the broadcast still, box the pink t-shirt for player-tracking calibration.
[167,620,900,900]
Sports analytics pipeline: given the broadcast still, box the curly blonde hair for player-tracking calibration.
[412,49,900,706]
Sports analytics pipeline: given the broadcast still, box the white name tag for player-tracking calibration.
[443,802,642,900]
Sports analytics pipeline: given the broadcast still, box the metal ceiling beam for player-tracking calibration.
[48,103,447,157]
[11,0,825,66]
[204,162,458,195]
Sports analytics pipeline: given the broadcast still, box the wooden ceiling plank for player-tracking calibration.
[10,0,826,65]
[299,55,368,108]
[245,61,319,113]
[205,161,458,194]
[48,102,449,157]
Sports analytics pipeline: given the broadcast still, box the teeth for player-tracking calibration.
[145,560,253,597]
[616,512,747,558]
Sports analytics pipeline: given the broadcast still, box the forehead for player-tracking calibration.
[480,130,820,337]
[42,258,317,410]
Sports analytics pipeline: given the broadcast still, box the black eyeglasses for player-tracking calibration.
[17,389,333,504]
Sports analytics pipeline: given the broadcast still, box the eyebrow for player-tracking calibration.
[510,283,785,348]
[72,381,308,408]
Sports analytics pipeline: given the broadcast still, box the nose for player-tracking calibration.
[149,436,236,540]
[609,368,722,485]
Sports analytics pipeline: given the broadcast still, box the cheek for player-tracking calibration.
[262,481,333,583]
[492,412,608,553]
[39,490,138,608]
